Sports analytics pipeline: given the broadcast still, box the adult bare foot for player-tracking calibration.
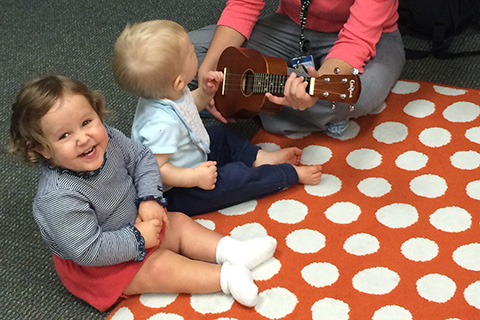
[295,165,322,185]
[254,147,302,167]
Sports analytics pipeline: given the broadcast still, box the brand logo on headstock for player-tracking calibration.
[348,80,356,98]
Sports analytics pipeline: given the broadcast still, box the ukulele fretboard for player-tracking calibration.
[251,73,312,95]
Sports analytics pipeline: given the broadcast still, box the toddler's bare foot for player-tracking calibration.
[254,147,302,167]
[295,165,322,185]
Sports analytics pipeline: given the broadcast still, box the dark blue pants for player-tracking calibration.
[165,126,298,216]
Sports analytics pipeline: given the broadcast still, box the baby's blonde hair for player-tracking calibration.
[113,20,188,99]
[9,75,107,164]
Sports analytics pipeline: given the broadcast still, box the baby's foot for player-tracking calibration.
[220,263,258,307]
[295,165,322,185]
[254,147,302,167]
[216,236,277,270]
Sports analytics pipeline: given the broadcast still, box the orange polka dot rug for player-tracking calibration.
[107,80,480,320]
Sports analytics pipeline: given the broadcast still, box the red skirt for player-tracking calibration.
[52,225,166,312]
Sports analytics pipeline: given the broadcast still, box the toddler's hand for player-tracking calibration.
[138,200,167,225]
[135,217,162,249]
[194,161,217,190]
[202,71,224,95]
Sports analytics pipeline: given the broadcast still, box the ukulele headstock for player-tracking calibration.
[310,73,361,104]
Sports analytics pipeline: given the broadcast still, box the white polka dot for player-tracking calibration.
[352,267,400,295]
[344,233,380,256]
[286,131,311,139]
[395,151,428,171]
[147,314,184,320]
[464,281,480,309]
[376,203,418,229]
[252,257,281,281]
[324,202,361,224]
[403,99,435,118]
[268,200,308,224]
[357,177,391,197]
[429,206,472,233]
[139,293,178,308]
[301,145,332,165]
[450,150,480,170]
[391,80,420,94]
[311,298,350,320]
[410,174,447,198]
[346,148,382,170]
[433,85,466,96]
[401,238,439,262]
[373,121,408,144]
[466,180,480,200]
[416,274,456,303]
[305,174,342,197]
[466,127,480,144]
[453,243,480,271]
[219,199,257,216]
[419,127,451,147]
[372,305,413,320]
[256,142,280,151]
[230,223,269,240]
[443,101,480,123]
[195,219,215,230]
[190,293,233,314]
[286,229,326,253]
[110,307,134,320]
[302,262,339,288]
[255,287,298,318]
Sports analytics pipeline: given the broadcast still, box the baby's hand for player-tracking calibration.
[194,161,217,190]
[135,217,161,249]
[202,71,224,95]
[138,200,164,222]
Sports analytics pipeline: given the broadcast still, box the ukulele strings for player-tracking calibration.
[219,72,291,93]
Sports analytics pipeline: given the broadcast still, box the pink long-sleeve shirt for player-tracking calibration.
[217,0,399,71]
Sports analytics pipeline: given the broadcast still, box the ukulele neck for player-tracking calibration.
[251,73,314,96]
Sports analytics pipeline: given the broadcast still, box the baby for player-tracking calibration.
[9,74,277,311]
[112,20,322,216]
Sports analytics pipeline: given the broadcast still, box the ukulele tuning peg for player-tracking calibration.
[342,78,348,84]
[324,77,330,83]
[339,94,346,100]
[334,67,340,75]
[349,104,355,112]
[351,68,359,75]
[323,92,329,98]
[331,102,336,110]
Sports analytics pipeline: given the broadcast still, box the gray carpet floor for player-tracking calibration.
[1,1,478,319]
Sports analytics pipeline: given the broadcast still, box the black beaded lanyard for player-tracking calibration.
[298,0,312,56]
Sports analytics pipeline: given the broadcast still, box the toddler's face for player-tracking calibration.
[37,93,108,172]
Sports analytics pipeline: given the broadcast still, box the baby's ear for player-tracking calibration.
[34,145,51,159]
[173,75,185,91]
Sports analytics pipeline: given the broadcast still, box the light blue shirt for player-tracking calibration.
[131,89,209,188]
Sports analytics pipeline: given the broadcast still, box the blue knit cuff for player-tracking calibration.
[130,224,147,262]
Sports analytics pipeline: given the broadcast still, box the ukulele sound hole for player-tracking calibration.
[241,69,255,97]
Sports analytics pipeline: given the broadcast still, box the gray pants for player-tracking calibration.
[188,13,406,134]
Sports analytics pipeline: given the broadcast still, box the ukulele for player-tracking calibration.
[214,47,361,119]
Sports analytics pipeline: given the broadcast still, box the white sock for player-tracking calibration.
[220,262,258,307]
[216,236,277,270]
